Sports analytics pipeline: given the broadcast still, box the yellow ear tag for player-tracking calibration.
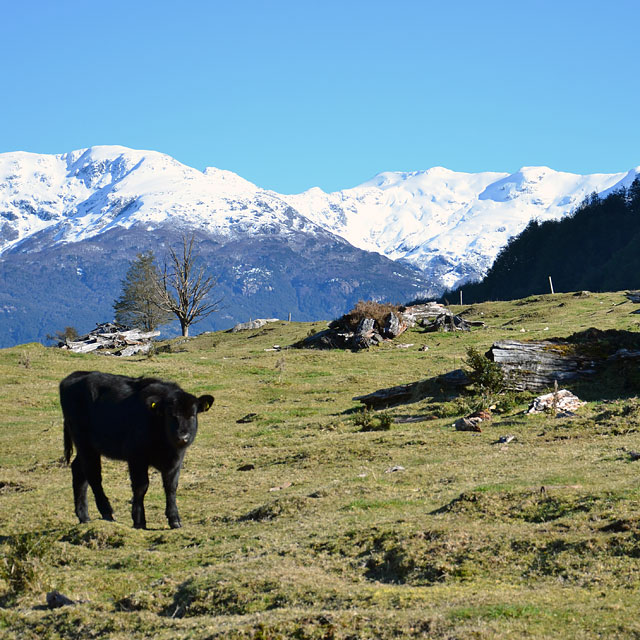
[151,402,157,409]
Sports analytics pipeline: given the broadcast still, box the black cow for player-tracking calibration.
[60,371,214,529]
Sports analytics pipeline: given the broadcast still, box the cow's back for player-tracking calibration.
[60,371,161,461]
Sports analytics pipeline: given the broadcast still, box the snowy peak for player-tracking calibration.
[0,145,325,254]
[478,166,627,206]
[203,166,260,194]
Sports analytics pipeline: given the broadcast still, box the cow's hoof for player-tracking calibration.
[133,522,146,529]
[169,520,182,529]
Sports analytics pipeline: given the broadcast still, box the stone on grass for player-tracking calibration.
[527,389,586,415]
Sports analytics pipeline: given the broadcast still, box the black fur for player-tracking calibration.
[60,370,213,529]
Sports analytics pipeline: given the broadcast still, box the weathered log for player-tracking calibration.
[401,302,449,327]
[487,339,597,392]
[626,291,640,303]
[64,339,104,353]
[352,317,376,349]
[119,343,152,357]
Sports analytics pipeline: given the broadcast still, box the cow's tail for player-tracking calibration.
[63,421,73,465]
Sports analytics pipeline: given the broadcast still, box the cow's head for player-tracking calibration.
[147,392,214,448]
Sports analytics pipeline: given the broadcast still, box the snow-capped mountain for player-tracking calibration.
[0,146,437,347]
[0,145,637,347]
[0,146,320,251]
[2,146,636,292]
[282,165,639,288]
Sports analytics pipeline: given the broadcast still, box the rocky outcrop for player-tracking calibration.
[231,318,279,332]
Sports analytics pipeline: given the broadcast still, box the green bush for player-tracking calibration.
[464,347,505,408]
[339,300,402,332]
[352,408,393,432]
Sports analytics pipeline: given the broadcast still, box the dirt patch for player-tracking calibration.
[0,480,29,493]
[430,490,607,523]
[61,525,126,549]
[238,496,308,522]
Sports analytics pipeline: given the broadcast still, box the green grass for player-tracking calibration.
[2,293,640,637]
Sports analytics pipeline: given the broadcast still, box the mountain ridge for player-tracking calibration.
[0,145,638,347]
[2,145,637,292]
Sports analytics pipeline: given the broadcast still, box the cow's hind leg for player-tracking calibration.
[128,462,149,529]
[81,450,115,521]
[71,457,90,523]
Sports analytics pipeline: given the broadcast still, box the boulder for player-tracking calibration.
[231,318,279,333]
[527,389,586,414]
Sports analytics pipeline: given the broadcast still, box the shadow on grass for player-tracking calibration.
[346,371,469,412]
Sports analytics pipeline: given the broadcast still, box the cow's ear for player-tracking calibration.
[197,395,214,413]
[146,396,163,412]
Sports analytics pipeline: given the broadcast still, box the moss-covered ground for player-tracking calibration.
[2,291,640,638]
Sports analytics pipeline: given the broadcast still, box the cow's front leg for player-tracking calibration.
[128,462,149,529]
[162,466,182,528]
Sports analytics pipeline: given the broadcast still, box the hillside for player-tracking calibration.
[2,291,640,638]
[449,178,640,303]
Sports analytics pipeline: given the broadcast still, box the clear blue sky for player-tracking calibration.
[1,0,638,193]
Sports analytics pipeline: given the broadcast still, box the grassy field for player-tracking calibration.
[2,291,640,638]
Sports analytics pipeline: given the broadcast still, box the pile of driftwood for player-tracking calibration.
[297,302,484,351]
[59,323,160,356]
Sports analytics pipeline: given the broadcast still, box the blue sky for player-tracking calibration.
[1,0,638,193]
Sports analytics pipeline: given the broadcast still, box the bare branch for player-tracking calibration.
[153,234,222,336]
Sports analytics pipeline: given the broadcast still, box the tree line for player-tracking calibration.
[447,177,640,303]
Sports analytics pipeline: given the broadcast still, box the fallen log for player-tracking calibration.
[487,339,597,391]
[487,328,640,391]
[230,318,280,333]
[401,302,449,326]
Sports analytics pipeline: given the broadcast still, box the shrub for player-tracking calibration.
[464,347,505,408]
[352,408,393,432]
[339,301,402,332]
[46,326,79,345]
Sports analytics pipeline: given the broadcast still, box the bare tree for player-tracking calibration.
[155,235,222,337]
